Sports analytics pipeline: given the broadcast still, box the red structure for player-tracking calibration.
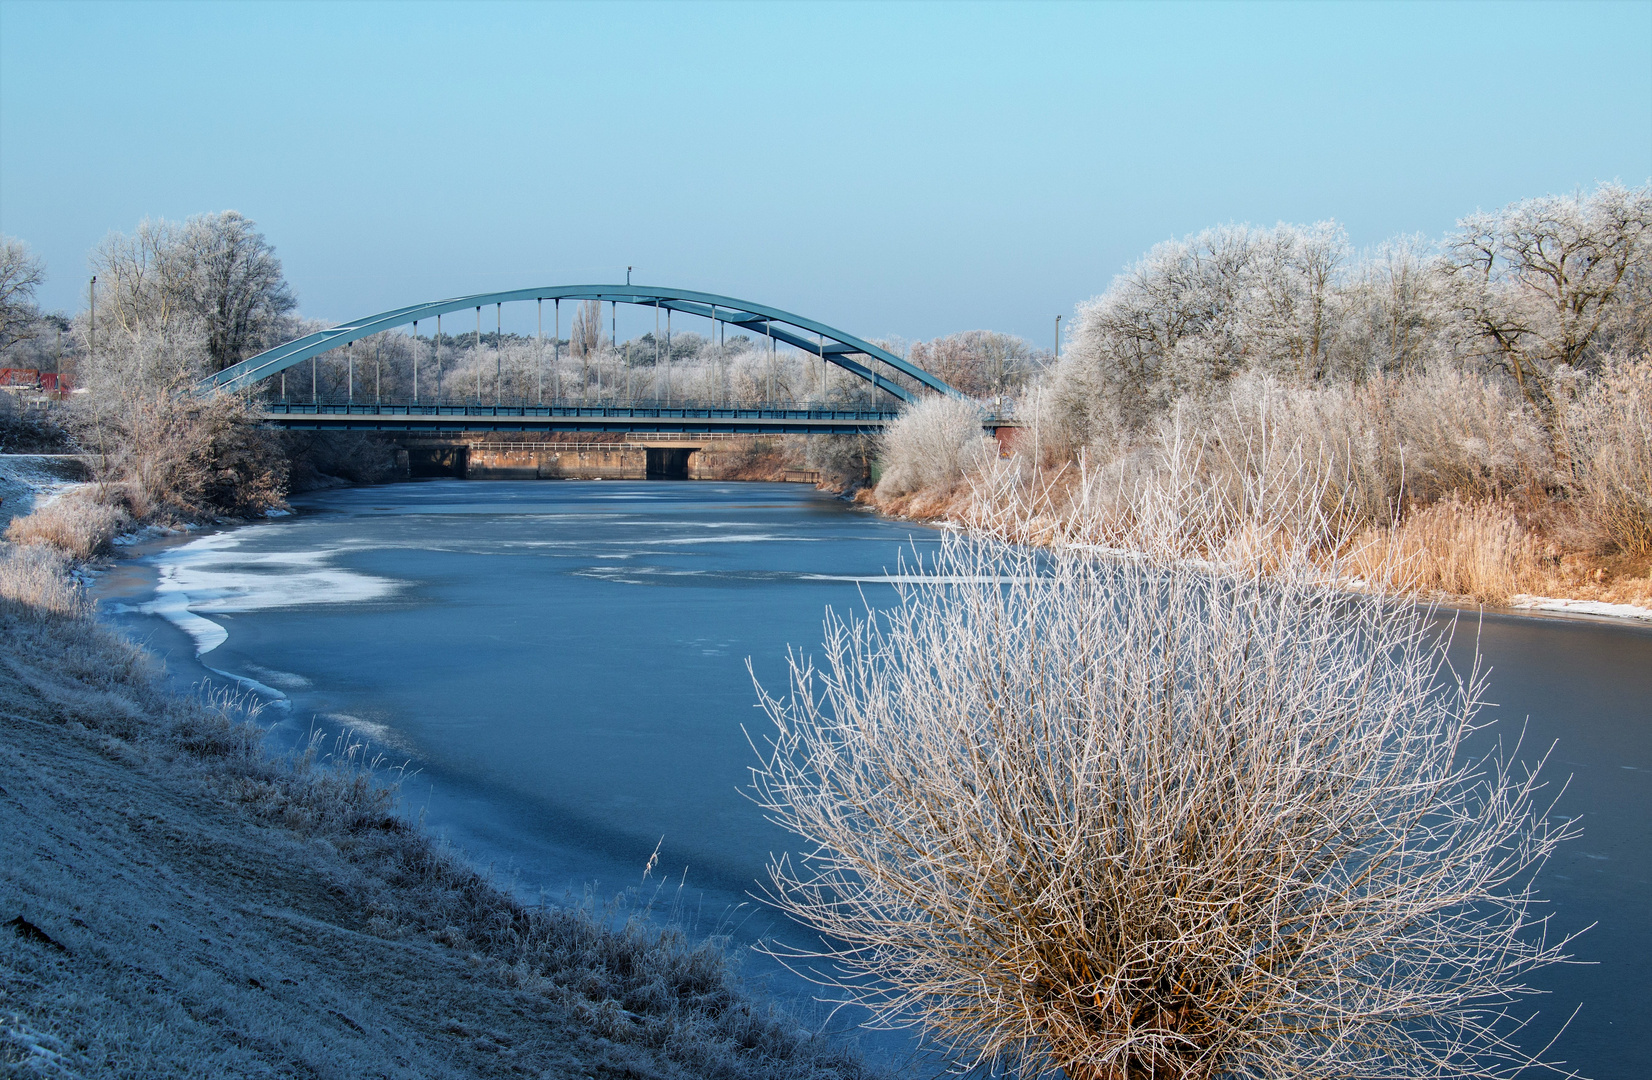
[0,369,73,394]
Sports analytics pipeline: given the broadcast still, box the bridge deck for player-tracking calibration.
[260,402,925,435]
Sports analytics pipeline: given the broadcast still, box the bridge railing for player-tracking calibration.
[260,402,906,422]
[466,435,758,452]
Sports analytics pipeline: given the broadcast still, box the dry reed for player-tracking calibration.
[1346,498,1544,605]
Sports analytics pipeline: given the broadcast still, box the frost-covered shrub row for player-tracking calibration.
[1040,183,1649,444]
[297,328,1003,410]
[877,184,1650,575]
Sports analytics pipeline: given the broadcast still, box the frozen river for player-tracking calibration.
[96,479,1651,1077]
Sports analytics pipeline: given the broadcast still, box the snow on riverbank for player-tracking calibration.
[1509,594,1652,623]
[0,454,90,529]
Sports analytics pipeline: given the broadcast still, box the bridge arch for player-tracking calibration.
[201,285,961,403]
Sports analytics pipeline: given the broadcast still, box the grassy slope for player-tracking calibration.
[0,597,878,1080]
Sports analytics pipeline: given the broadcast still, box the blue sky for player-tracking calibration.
[2,0,1648,345]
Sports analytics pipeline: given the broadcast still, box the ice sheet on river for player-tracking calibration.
[140,530,401,655]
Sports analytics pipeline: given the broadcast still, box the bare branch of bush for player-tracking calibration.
[73,381,287,523]
[751,477,1575,1078]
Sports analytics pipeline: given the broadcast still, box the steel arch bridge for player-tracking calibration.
[201,284,961,404]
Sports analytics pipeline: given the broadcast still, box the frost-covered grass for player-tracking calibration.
[4,486,132,559]
[0,557,884,1080]
[0,543,87,617]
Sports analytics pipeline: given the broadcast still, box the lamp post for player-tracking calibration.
[1054,314,1061,361]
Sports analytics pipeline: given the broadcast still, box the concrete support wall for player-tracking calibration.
[466,445,648,480]
[396,436,796,482]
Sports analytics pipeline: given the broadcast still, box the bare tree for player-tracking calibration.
[910,330,1039,399]
[750,474,1575,1079]
[570,299,603,359]
[0,236,46,352]
[172,211,296,370]
[89,212,296,372]
[1444,182,1652,417]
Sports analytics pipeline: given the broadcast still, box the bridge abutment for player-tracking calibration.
[391,435,768,481]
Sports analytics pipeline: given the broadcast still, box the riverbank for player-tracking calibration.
[0,487,881,1077]
[855,471,1652,625]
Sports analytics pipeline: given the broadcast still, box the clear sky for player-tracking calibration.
[2,0,1648,346]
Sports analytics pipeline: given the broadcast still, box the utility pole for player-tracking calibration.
[1054,315,1061,361]
[87,276,96,361]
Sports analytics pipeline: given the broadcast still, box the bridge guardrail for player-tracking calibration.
[261,402,905,421]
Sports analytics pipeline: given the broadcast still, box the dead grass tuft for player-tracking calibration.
[4,487,133,560]
[0,542,90,617]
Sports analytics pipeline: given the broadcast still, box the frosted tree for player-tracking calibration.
[170,212,296,370]
[1048,222,1351,451]
[0,236,46,353]
[89,213,296,373]
[1444,182,1652,417]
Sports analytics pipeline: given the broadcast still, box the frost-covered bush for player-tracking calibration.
[1561,354,1652,554]
[752,490,1573,1078]
[875,395,996,497]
